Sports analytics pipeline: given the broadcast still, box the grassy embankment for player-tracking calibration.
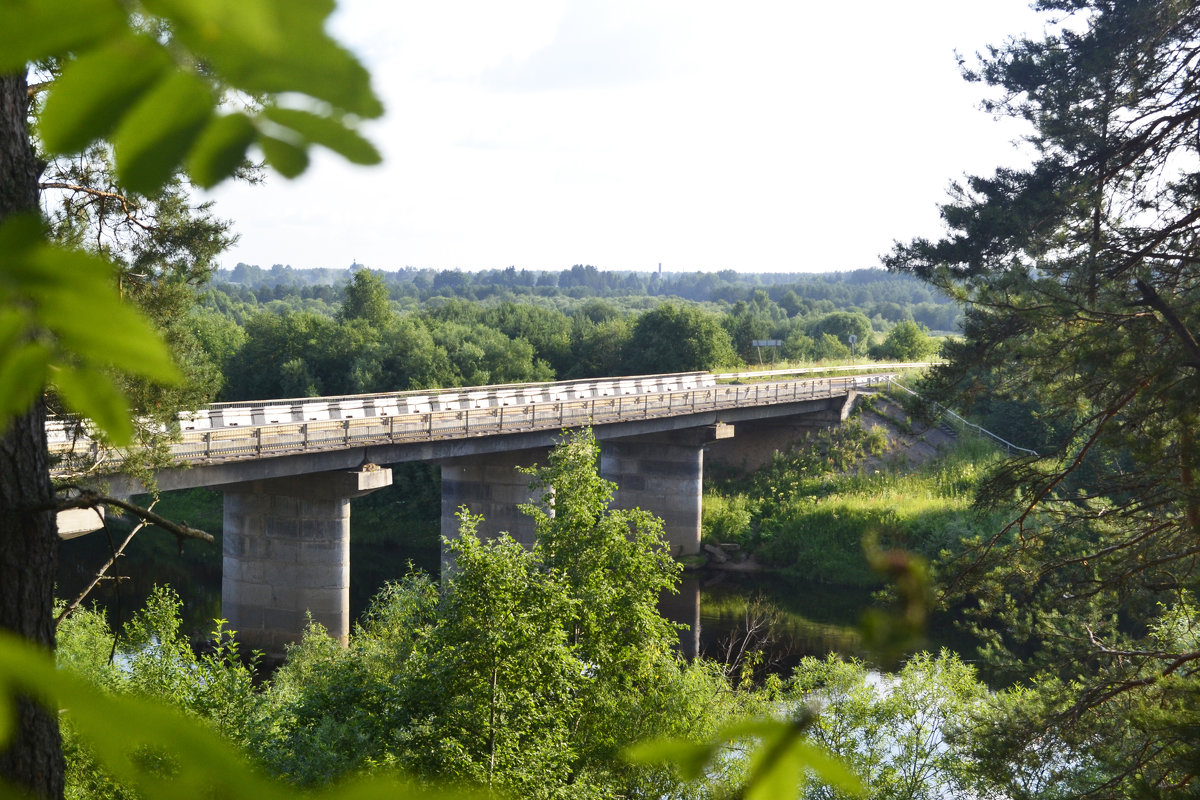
[702,398,1010,587]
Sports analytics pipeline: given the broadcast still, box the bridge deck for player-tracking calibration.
[49,372,898,476]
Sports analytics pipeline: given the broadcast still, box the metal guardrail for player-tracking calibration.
[713,362,942,382]
[50,374,898,474]
[883,378,1039,457]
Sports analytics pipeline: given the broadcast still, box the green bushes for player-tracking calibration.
[703,421,1006,586]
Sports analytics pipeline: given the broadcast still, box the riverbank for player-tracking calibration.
[700,395,1007,586]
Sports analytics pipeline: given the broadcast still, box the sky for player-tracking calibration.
[206,1,1046,274]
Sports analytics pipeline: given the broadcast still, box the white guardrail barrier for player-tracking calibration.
[48,365,937,473]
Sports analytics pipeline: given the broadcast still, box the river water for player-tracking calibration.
[58,526,983,682]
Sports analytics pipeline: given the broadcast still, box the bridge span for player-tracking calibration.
[56,365,925,655]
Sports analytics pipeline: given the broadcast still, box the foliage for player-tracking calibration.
[809,311,873,353]
[869,320,937,362]
[240,430,753,798]
[622,302,737,374]
[339,270,392,328]
[788,651,987,800]
[704,424,1005,586]
[194,268,962,397]
[0,0,384,794]
[40,142,237,475]
[885,0,1200,792]
[247,574,441,786]
[0,601,480,800]
[519,428,719,794]
[0,215,181,442]
[0,0,381,439]
[54,588,259,798]
[403,524,581,798]
[627,710,863,800]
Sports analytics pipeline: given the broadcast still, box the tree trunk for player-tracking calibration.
[0,71,65,800]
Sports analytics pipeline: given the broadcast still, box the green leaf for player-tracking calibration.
[38,35,171,155]
[0,0,126,71]
[0,212,46,256]
[187,113,257,188]
[112,70,215,194]
[0,310,26,355]
[141,0,380,118]
[626,714,863,799]
[53,364,133,444]
[793,742,864,795]
[263,107,381,165]
[0,342,51,437]
[24,247,181,383]
[624,737,724,779]
[259,135,309,178]
[0,629,481,799]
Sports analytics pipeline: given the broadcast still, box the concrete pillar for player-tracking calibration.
[221,466,391,657]
[599,425,732,557]
[440,448,549,558]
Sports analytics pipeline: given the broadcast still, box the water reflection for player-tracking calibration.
[663,570,985,681]
[662,572,868,676]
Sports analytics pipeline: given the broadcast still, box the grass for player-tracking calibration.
[703,422,1009,587]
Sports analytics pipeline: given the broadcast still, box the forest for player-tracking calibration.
[191,265,949,402]
[3,0,1200,798]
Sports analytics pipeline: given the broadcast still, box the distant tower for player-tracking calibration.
[658,262,662,276]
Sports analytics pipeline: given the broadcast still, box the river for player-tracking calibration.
[57,524,985,682]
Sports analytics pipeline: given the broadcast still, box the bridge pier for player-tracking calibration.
[439,449,549,564]
[600,425,732,557]
[220,466,392,656]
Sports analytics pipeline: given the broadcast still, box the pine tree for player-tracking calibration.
[887,1,1200,793]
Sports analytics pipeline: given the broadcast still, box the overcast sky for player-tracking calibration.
[205,1,1045,274]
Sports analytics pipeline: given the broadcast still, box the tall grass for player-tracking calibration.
[702,423,1008,586]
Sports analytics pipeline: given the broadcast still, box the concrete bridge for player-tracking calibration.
[52,366,922,655]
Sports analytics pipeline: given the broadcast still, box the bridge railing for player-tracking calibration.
[713,362,941,382]
[67,374,896,472]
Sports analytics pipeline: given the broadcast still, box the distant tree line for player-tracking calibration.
[192,268,945,401]
[218,264,962,332]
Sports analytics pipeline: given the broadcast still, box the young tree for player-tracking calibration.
[871,320,937,362]
[407,524,581,798]
[338,269,392,328]
[520,429,687,787]
[887,0,1200,792]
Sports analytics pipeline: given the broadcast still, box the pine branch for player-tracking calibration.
[1134,278,1200,369]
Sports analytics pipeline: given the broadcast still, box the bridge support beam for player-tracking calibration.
[600,425,732,557]
[221,466,392,657]
[440,448,549,562]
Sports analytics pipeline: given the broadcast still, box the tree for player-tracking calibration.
[790,651,987,800]
[407,525,581,798]
[809,311,872,354]
[886,0,1200,792]
[871,320,937,362]
[241,430,737,798]
[723,300,774,362]
[0,2,380,795]
[622,302,737,374]
[339,269,391,328]
[519,429,687,789]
